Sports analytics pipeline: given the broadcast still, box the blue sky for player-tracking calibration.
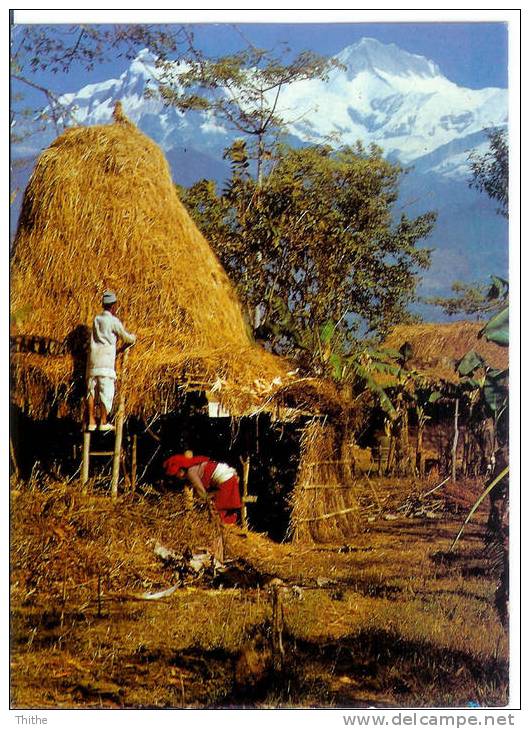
[13,21,509,99]
[193,23,509,89]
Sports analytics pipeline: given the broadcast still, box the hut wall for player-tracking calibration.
[289,420,361,543]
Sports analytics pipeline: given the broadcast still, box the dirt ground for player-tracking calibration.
[10,477,509,709]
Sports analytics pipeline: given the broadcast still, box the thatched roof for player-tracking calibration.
[384,321,509,384]
[11,113,300,419]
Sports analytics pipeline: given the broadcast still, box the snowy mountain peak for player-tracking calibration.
[124,48,157,80]
[336,37,441,80]
[26,38,507,180]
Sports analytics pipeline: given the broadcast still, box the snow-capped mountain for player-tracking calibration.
[22,38,508,179]
[282,38,507,169]
[11,39,509,310]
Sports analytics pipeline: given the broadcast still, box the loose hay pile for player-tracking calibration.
[10,109,291,420]
[11,481,218,609]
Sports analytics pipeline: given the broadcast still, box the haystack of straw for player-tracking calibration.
[11,110,296,420]
[289,420,362,543]
[384,321,509,384]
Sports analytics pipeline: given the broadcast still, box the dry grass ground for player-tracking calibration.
[10,477,508,709]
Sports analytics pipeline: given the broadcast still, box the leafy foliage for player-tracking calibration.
[11,24,192,142]
[153,44,340,182]
[456,349,508,421]
[180,140,436,375]
[479,305,509,347]
[468,127,508,218]
[425,275,508,317]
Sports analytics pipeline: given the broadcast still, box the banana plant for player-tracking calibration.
[318,321,401,419]
[479,305,509,347]
[479,275,509,347]
[457,350,508,433]
[451,292,509,623]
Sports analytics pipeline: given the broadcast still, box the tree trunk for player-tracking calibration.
[451,397,460,482]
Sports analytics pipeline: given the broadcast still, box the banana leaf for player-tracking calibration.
[457,350,485,376]
[479,305,509,346]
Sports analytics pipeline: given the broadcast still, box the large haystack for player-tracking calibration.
[384,321,508,384]
[11,112,292,419]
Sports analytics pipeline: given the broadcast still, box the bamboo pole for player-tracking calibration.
[294,505,360,523]
[111,349,129,500]
[306,460,356,466]
[301,484,356,490]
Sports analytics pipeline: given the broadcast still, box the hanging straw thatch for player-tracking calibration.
[289,420,362,543]
[11,109,299,420]
[384,321,508,385]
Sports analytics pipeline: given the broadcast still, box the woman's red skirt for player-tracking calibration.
[210,475,242,525]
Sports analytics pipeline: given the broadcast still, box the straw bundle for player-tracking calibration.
[289,420,361,543]
[11,111,291,419]
[384,321,508,384]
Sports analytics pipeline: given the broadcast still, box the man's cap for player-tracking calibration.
[102,290,117,305]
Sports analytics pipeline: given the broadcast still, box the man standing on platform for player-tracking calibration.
[86,290,136,432]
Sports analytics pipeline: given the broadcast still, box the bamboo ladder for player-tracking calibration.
[81,348,135,499]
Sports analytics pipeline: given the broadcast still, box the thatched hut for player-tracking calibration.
[10,109,352,539]
[378,320,509,477]
[384,321,508,383]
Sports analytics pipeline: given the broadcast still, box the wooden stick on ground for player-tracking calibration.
[363,473,383,511]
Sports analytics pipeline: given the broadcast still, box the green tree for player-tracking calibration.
[180,140,436,373]
[153,41,339,184]
[425,275,508,318]
[468,127,508,218]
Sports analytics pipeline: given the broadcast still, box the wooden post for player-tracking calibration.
[417,410,426,479]
[239,455,251,529]
[400,406,410,475]
[111,349,129,500]
[9,437,19,481]
[183,485,194,512]
[131,434,138,493]
[451,397,460,483]
[81,431,91,489]
[271,580,285,673]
